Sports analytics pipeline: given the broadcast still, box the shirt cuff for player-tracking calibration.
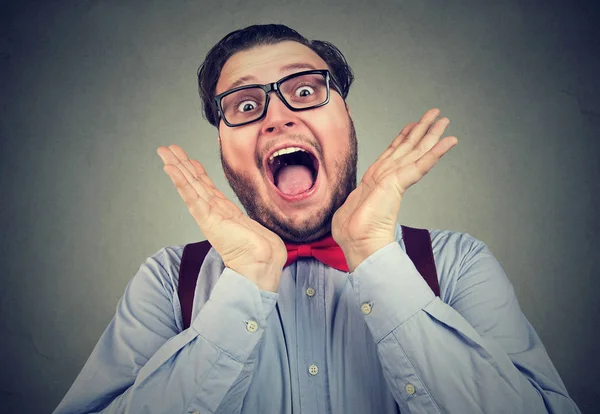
[349,242,436,343]
[190,268,278,362]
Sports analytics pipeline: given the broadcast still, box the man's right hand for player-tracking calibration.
[157,144,287,293]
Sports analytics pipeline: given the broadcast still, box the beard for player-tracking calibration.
[220,115,358,244]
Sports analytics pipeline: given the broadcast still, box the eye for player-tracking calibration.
[295,86,314,97]
[237,100,258,113]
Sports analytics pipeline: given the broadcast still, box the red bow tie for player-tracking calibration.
[284,234,349,272]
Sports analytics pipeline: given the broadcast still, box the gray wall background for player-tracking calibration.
[1,0,598,412]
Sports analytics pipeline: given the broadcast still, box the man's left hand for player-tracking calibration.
[331,108,458,272]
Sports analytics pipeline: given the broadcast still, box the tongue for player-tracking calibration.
[276,165,314,195]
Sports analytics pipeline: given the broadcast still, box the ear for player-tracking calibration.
[346,103,351,116]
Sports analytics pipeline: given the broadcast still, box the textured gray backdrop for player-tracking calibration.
[1,0,598,412]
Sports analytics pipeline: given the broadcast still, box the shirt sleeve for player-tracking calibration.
[348,235,581,414]
[52,246,278,414]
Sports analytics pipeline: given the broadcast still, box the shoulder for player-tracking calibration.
[125,244,187,302]
[427,228,503,280]
[120,243,219,332]
[428,228,488,263]
[400,226,509,305]
[398,225,487,266]
[128,242,223,297]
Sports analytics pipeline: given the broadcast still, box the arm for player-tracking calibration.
[53,246,278,414]
[349,233,580,413]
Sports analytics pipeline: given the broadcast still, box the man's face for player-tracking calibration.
[215,41,357,244]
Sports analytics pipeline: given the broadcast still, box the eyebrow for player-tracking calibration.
[224,62,319,91]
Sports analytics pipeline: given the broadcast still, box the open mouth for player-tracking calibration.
[265,147,320,197]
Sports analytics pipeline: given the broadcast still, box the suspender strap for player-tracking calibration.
[178,226,440,330]
[178,241,212,330]
[400,225,440,297]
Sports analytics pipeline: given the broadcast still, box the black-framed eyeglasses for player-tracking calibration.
[214,69,342,128]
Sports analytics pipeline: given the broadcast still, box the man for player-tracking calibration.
[54,24,580,413]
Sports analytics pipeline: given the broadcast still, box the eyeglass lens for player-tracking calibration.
[221,73,328,125]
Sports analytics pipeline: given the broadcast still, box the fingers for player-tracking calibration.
[404,108,441,148]
[395,116,450,167]
[157,145,217,206]
[391,122,418,149]
[381,108,442,165]
[162,163,207,209]
[158,144,200,182]
[371,108,457,188]
[375,122,418,164]
[189,159,220,195]
[397,136,458,190]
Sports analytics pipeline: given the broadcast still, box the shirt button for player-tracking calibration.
[405,383,416,395]
[246,320,258,333]
[308,364,319,376]
[306,287,316,297]
[361,303,372,315]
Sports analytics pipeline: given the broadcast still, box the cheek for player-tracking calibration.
[220,132,260,170]
[326,140,351,175]
[308,109,352,170]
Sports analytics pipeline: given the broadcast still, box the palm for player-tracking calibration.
[157,145,287,275]
[332,176,401,253]
[199,192,285,267]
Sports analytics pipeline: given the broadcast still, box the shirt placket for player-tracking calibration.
[295,259,330,414]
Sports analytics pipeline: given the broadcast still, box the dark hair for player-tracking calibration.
[197,24,354,127]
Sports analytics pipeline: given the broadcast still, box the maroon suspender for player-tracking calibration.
[177,225,439,330]
[178,240,212,330]
[400,225,441,297]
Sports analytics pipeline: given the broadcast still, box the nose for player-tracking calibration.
[261,92,297,135]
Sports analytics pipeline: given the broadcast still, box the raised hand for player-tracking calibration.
[331,108,458,272]
[157,144,287,292]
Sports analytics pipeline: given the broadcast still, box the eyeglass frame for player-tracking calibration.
[214,69,343,128]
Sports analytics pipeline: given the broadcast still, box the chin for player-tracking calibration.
[261,201,336,244]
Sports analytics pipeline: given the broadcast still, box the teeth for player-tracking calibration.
[268,147,307,164]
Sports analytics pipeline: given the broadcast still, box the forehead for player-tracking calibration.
[216,41,329,94]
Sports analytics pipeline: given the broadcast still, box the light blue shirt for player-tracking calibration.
[54,224,580,413]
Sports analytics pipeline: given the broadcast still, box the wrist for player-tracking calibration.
[229,264,282,293]
[342,238,395,272]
